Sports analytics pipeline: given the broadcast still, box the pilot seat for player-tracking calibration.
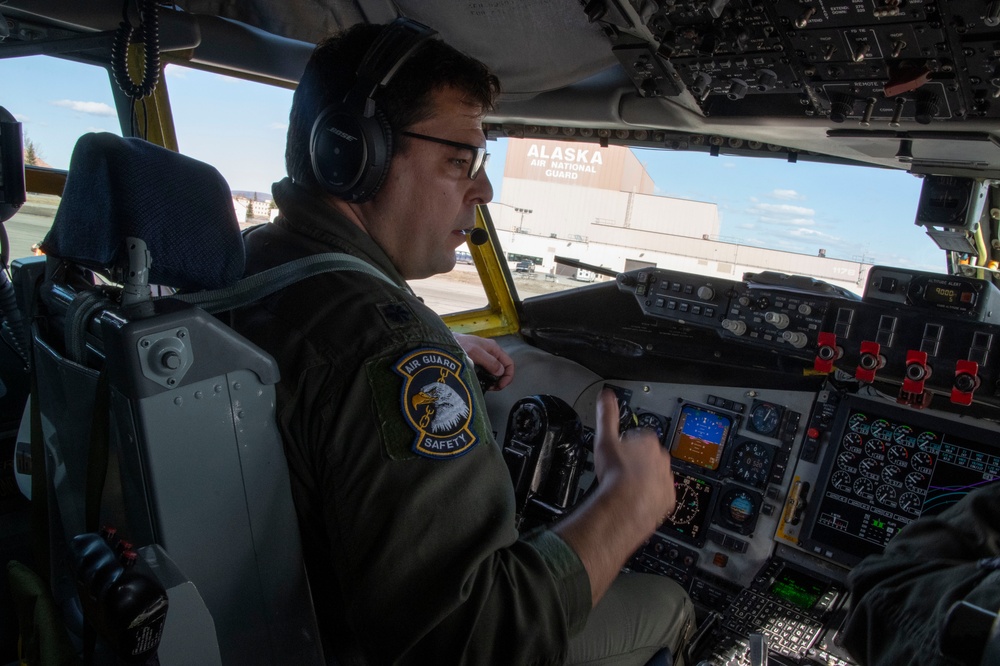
[10,131,324,665]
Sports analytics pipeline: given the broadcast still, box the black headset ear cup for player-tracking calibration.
[310,104,393,203]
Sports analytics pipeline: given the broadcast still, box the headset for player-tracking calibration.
[309,17,438,203]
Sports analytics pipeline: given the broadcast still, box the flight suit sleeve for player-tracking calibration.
[841,483,1000,666]
[304,340,591,665]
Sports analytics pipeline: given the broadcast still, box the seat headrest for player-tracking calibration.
[42,132,245,290]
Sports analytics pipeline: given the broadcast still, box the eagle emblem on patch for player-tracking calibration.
[394,348,478,459]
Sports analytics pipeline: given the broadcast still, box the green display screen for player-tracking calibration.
[768,569,826,610]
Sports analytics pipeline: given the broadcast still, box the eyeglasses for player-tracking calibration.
[400,131,490,180]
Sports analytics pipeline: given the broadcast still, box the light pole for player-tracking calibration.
[514,207,532,233]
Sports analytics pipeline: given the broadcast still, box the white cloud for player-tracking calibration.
[14,114,29,123]
[771,189,802,200]
[269,122,288,131]
[752,202,815,216]
[51,100,116,116]
[165,66,187,79]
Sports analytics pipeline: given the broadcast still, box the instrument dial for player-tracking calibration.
[843,433,863,454]
[870,418,892,441]
[636,412,668,444]
[881,464,903,486]
[853,477,875,500]
[911,451,934,475]
[905,471,927,493]
[749,402,782,437]
[865,439,885,459]
[917,431,941,453]
[893,424,914,445]
[887,445,909,467]
[667,484,700,526]
[730,440,774,488]
[859,457,881,480]
[876,484,898,507]
[849,413,870,434]
[899,491,923,514]
[832,470,853,492]
[716,487,762,535]
[837,451,859,473]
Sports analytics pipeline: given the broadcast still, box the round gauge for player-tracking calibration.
[911,451,933,475]
[917,431,941,453]
[870,418,892,441]
[832,470,853,492]
[905,471,927,493]
[511,402,544,441]
[859,458,881,480]
[843,432,864,454]
[876,484,898,507]
[893,424,914,445]
[865,439,886,459]
[853,477,875,500]
[881,464,903,486]
[636,412,667,443]
[887,445,909,467]
[899,491,923,514]
[848,413,869,434]
[667,484,700,526]
[716,487,762,535]
[838,451,859,473]
[749,402,782,436]
[731,440,774,488]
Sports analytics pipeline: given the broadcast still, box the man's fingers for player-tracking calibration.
[595,389,622,442]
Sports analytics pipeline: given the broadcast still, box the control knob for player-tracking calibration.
[722,319,747,335]
[782,331,808,349]
[697,286,715,300]
[763,311,790,329]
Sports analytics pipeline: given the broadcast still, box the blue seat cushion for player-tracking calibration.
[42,132,245,290]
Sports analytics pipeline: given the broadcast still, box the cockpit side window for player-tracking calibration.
[1,56,121,260]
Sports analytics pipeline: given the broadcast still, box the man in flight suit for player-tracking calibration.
[232,19,694,665]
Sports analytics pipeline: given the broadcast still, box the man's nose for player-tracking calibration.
[471,170,494,204]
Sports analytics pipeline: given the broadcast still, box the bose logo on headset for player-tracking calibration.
[309,18,438,203]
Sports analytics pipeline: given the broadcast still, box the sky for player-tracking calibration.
[1,54,942,272]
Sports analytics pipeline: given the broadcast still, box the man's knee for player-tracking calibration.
[624,574,695,649]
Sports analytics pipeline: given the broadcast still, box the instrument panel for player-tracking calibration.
[501,260,1000,664]
[498,377,1000,665]
[617,265,1000,410]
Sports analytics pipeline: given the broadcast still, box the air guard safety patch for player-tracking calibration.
[393,348,477,459]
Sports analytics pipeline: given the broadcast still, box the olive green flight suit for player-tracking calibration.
[233,178,693,665]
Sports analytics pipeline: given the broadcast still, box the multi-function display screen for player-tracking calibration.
[669,404,734,471]
[768,568,828,611]
[659,472,714,547]
[803,397,1000,564]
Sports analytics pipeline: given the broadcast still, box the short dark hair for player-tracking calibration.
[285,22,500,189]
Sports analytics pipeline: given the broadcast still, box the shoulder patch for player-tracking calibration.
[393,348,478,459]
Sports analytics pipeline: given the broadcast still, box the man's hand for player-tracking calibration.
[554,389,676,606]
[593,389,676,531]
[454,333,515,390]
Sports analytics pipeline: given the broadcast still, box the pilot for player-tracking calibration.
[232,20,695,665]
[841,482,1000,665]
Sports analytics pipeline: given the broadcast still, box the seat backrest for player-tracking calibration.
[26,133,323,665]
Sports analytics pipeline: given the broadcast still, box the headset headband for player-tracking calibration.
[344,18,438,118]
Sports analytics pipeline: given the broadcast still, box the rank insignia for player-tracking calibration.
[394,348,477,459]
